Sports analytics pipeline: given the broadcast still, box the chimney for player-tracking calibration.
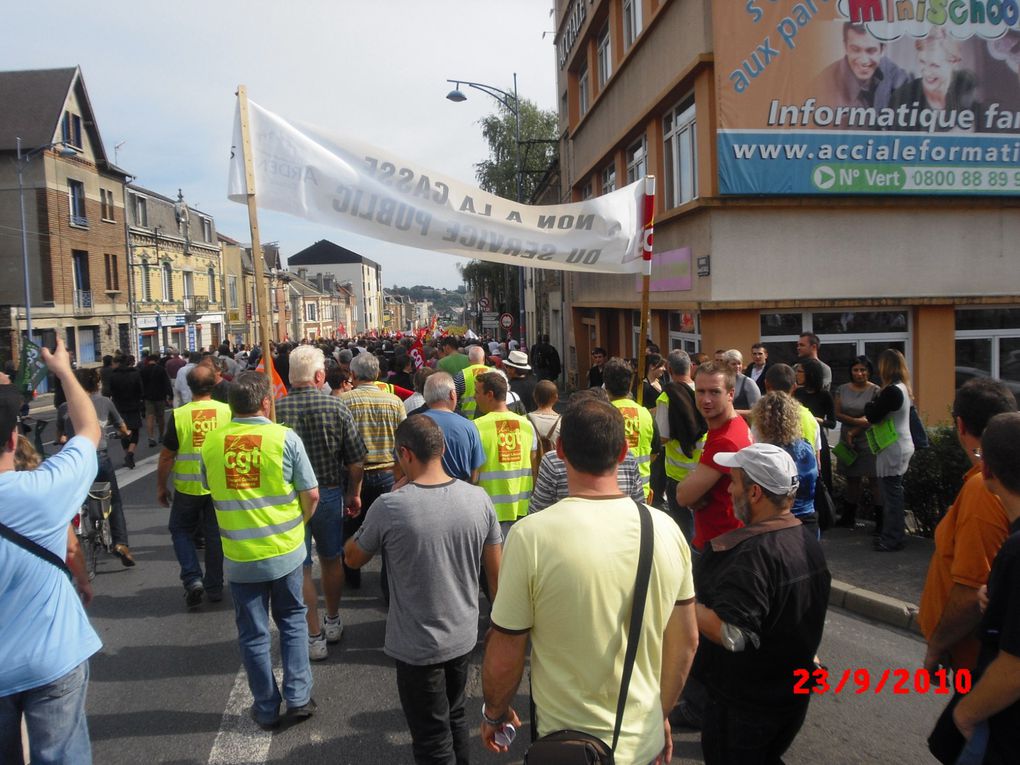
[297,267,308,281]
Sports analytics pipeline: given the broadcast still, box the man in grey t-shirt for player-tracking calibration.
[345,416,502,765]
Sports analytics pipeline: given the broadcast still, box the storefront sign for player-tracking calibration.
[714,0,1020,195]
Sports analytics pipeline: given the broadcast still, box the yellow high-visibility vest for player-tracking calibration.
[201,421,304,564]
[457,364,491,420]
[475,411,534,522]
[612,398,655,490]
[656,390,705,482]
[172,399,232,496]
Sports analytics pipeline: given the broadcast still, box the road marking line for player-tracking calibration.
[207,666,279,764]
[115,455,159,488]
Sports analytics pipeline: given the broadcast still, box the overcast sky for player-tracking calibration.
[3,0,559,290]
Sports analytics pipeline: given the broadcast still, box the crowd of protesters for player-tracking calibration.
[5,325,1020,765]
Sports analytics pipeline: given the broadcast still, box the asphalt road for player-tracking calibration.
[62,453,950,765]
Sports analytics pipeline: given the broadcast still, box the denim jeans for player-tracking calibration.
[0,661,92,765]
[345,469,394,593]
[169,490,223,592]
[96,453,128,546]
[879,474,907,548]
[665,477,695,545]
[304,486,344,566]
[230,564,312,723]
[701,695,808,765]
[394,652,471,765]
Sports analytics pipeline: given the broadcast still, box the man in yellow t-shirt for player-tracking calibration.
[480,395,697,764]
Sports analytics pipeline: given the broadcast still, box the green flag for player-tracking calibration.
[15,340,48,394]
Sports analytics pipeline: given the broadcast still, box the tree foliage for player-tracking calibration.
[474,95,558,202]
[464,93,559,319]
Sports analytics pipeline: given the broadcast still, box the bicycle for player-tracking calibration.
[74,482,113,580]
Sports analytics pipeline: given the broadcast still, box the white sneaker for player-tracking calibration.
[323,614,343,643]
[308,633,328,661]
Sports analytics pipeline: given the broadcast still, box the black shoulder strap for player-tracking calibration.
[0,521,73,582]
[611,500,654,751]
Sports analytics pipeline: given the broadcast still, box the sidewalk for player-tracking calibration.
[822,525,934,635]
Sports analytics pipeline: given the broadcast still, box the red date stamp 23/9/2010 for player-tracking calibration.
[793,667,973,696]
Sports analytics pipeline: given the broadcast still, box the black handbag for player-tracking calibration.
[524,499,654,765]
[814,480,836,531]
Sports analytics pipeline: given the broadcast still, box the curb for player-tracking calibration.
[830,579,922,636]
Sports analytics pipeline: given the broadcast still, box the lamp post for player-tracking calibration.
[446,74,526,346]
[15,137,78,346]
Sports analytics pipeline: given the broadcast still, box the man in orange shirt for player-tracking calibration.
[919,378,1017,674]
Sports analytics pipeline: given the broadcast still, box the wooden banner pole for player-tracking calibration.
[636,175,655,406]
[236,85,277,421]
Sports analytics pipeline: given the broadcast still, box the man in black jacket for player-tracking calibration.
[140,353,173,447]
[109,355,143,468]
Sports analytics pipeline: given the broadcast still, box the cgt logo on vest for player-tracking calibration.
[496,419,522,464]
[191,407,221,448]
[620,407,640,449]
[224,434,263,490]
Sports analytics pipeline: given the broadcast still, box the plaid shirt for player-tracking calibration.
[275,386,367,487]
[339,383,406,469]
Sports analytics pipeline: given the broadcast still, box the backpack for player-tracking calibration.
[534,415,561,459]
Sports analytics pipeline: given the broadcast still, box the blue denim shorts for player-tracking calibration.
[304,486,344,565]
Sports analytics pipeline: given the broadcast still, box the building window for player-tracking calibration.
[759,310,910,387]
[208,268,217,303]
[578,64,590,117]
[623,0,642,49]
[663,95,698,208]
[601,162,616,194]
[581,180,594,200]
[183,271,194,300]
[668,311,701,353]
[306,303,317,321]
[162,262,173,301]
[61,111,82,149]
[78,326,101,363]
[141,258,151,301]
[100,189,115,222]
[201,218,212,243]
[134,194,148,227]
[72,250,90,291]
[104,253,119,291]
[626,138,646,183]
[597,24,612,89]
[955,308,1020,396]
[68,180,87,227]
[228,275,238,308]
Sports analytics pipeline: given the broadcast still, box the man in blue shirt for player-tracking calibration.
[0,338,102,764]
[420,372,485,483]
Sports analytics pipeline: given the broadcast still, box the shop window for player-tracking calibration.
[956,308,1020,396]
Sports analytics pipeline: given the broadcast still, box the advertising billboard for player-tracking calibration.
[714,0,1020,195]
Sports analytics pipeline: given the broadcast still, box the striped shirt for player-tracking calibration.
[340,383,406,469]
[530,451,645,513]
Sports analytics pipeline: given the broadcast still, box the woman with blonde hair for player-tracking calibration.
[751,391,820,537]
[865,349,916,552]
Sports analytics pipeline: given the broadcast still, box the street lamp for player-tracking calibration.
[446,74,526,344]
[15,137,79,345]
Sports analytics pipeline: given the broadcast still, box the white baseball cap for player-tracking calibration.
[714,443,800,495]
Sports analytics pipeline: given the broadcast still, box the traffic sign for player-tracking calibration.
[478,297,490,310]
[499,313,514,330]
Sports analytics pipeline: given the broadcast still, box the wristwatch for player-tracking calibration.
[481,702,506,726]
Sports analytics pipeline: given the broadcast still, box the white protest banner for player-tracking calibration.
[228,98,647,274]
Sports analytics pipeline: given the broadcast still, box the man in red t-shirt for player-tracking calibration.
[676,361,753,551]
